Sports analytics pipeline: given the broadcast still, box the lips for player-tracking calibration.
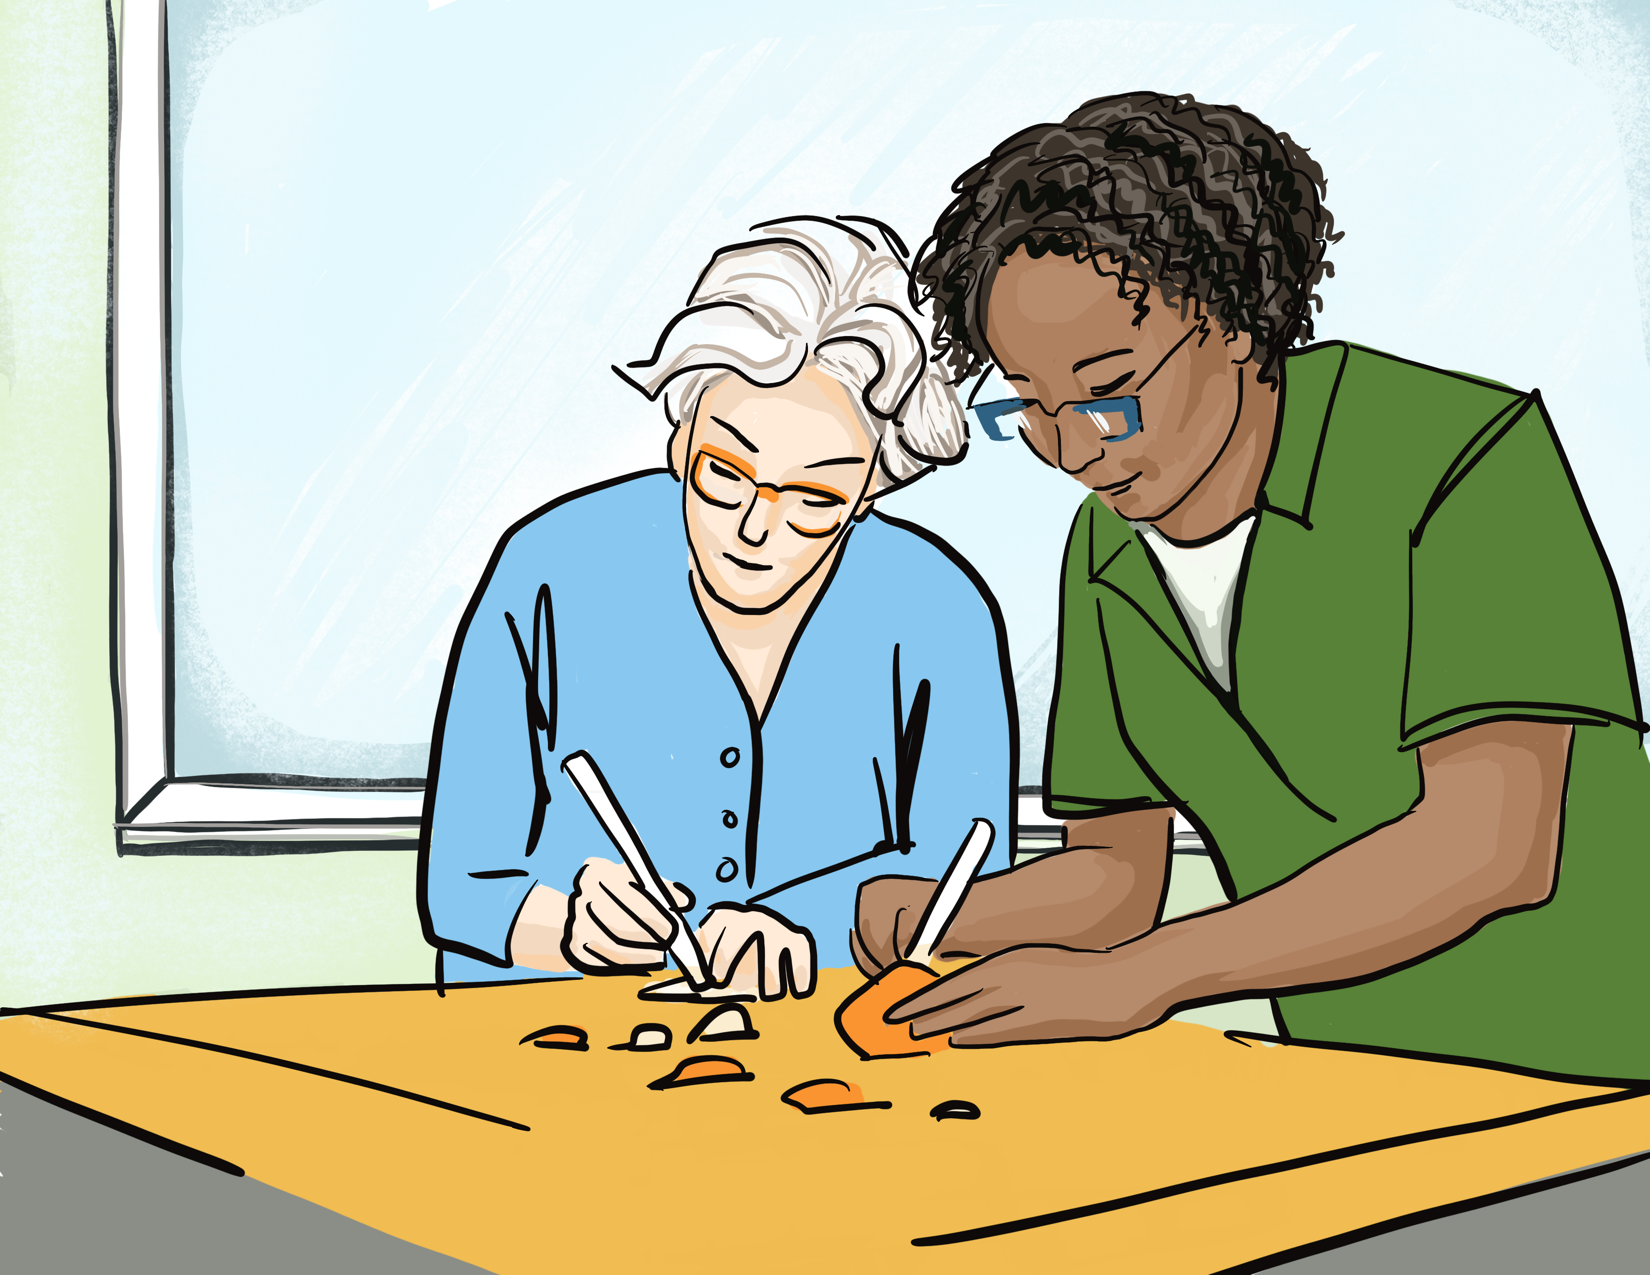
[722,552,773,572]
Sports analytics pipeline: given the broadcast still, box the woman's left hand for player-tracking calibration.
[882,943,1177,1046]
[696,903,817,1000]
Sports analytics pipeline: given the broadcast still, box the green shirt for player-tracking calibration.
[1046,341,1649,1080]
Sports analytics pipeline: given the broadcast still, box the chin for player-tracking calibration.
[702,563,789,613]
[1093,485,1152,519]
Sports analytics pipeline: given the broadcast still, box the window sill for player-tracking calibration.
[116,781,423,854]
[1014,794,1208,856]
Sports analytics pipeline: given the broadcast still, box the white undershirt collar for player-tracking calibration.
[1129,511,1258,693]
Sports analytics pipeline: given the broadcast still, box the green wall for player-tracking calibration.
[0,3,432,1008]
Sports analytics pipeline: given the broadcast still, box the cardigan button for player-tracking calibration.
[722,809,739,829]
[720,747,741,768]
[715,857,739,883]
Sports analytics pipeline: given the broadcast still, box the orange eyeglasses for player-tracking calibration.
[689,445,852,539]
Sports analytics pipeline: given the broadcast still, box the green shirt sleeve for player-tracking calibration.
[1044,502,1171,817]
[1402,393,1643,747]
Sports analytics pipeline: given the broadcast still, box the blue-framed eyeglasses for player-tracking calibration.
[966,366,1143,443]
[973,396,1143,443]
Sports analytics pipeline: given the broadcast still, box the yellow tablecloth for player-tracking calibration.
[3,969,1647,1274]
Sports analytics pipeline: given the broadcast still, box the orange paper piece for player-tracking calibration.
[646,1054,755,1090]
[780,1078,892,1114]
[833,961,948,1060]
[518,1024,589,1051]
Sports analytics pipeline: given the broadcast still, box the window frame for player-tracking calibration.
[108,0,422,854]
[104,2,1197,860]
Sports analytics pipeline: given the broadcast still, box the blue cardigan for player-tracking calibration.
[419,470,1015,982]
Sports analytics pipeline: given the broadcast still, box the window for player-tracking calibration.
[110,0,1080,852]
[112,1,428,850]
[110,1,1649,855]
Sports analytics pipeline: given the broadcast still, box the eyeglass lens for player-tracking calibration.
[691,452,844,535]
[972,395,1142,443]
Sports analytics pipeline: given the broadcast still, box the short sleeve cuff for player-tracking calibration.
[1044,793,1171,819]
[1400,701,1643,751]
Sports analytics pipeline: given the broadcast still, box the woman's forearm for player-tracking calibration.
[945,810,1172,955]
[508,883,576,972]
[1125,724,1569,1007]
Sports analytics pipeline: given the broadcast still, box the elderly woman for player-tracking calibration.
[419,217,1015,995]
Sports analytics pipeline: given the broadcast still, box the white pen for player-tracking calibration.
[560,750,709,988]
[905,817,995,967]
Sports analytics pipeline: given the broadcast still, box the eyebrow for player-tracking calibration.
[803,456,866,469]
[709,415,759,454]
[1088,372,1134,399]
[1072,349,1133,373]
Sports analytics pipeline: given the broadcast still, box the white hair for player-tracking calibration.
[614,216,968,488]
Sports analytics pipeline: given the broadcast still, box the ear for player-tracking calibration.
[667,423,689,480]
[1227,328,1257,367]
[850,450,889,519]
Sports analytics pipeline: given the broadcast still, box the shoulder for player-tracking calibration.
[1313,342,1527,439]
[1329,341,1523,407]
[504,468,676,545]
[1297,341,1534,504]
[855,509,1007,637]
[491,469,677,566]
[859,508,993,598]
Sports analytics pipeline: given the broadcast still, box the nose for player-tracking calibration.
[1054,410,1107,476]
[1025,401,1105,476]
[737,488,782,547]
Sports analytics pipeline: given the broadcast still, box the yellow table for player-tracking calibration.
[3,969,1647,1274]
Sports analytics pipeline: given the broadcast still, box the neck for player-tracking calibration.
[1150,368,1281,542]
[693,538,844,717]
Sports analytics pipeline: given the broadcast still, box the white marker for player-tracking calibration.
[905,818,995,967]
[560,750,709,988]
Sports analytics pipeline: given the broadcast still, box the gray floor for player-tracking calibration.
[3,1078,1645,1273]
[1264,1153,1650,1274]
[0,1082,488,1274]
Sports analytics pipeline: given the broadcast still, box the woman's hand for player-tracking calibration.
[697,903,816,1000]
[561,857,695,974]
[849,876,937,976]
[882,943,1176,1047]
[851,815,1172,978]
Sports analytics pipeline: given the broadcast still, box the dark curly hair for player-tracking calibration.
[912,92,1341,387]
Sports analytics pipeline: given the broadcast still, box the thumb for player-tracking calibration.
[668,880,696,912]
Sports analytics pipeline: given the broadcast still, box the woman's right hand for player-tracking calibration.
[851,811,1176,978]
[849,875,939,976]
[562,857,695,974]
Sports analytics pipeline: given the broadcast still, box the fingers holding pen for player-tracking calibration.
[566,857,682,971]
[594,875,677,948]
[852,875,938,972]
